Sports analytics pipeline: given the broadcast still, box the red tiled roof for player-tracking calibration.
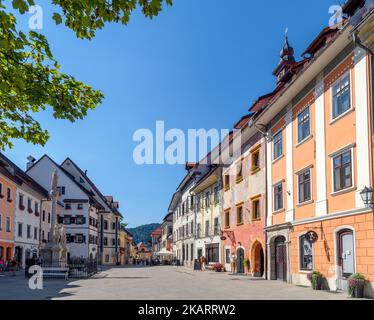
[234,114,252,130]
[151,227,161,236]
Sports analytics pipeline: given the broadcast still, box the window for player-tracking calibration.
[333,150,352,192]
[298,169,311,203]
[225,249,231,264]
[104,220,108,230]
[76,216,84,225]
[6,217,10,232]
[273,131,283,160]
[42,231,45,242]
[63,215,71,225]
[236,205,243,225]
[42,210,45,222]
[34,227,38,240]
[112,222,116,230]
[236,162,243,183]
[27,225,31,238]
[206,244,219,263]
[34,202,39,214]
[251,149,260,173]
[0,214,2,230]
[252,198,261,220]
[105,255,109,263]
[7,188,11,201]
[300,234,313,271]
[225,210,230,228]
[77,203,83,210]
[19,194,24,209]
[48,212,51,224]
[65,203,71,210]
[27,198,32,212]
[197,223,201,238]
[112,239,115,246]
[190,220,194,235]
[213,186,219,205]
[214,217,219,235]
[104,237,108,246]
[79,177,84,183]
[205,220,210,237]
[224,175,230,191]
[75,234,84,243]
[57,186,65,195]
[274,183,284,211]
[332,73,351,119]
[297,107,310,143]
[0,182,2,196]
[205,192,210,209]
[18,223,23,237]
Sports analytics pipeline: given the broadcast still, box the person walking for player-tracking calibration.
[10,257,17,277]
[230,252,237,274]
[200,256,206,271]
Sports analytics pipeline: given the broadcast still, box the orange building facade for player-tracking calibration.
[250,1,374,297]
[0,167,17,262]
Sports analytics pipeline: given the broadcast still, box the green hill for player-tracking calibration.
[128,223,160,245]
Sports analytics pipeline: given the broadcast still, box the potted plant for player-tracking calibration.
[244,259,250,275]
[307,271,323,290]
[212,263,224,272]
[348,273,365,298]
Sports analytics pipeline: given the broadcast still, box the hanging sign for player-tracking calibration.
[306,231,318,243]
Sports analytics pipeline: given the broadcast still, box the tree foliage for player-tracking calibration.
[0,0,172,149]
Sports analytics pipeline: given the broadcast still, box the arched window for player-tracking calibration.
[299,234,313,271]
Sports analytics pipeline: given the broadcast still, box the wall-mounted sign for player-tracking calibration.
[220,236,227,241]
[306,231,318,243]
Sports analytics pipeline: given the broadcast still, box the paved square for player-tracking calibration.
[0,266,352,300]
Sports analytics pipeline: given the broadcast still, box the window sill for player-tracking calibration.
[236,223,244,226]
[331,186,356,197]
[252,218,261,222]
[251,168,261,175]
[224,187,230,192]
[224,226,231,230]
[273,208,285,215]
[296,134,313,148]
[272,155,284,165]
[296,200,314,207]
[330,107,354,125]
[236,177,243,184]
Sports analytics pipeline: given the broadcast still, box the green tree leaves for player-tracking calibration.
[0,0,171,149]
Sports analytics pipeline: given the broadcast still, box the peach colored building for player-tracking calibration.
[251,0,374,297]
[0,163,17,263]
[221,116,266,276]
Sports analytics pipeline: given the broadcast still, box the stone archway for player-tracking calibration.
[251,241,264,277]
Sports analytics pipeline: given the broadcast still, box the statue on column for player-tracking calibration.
[41,169,68,264]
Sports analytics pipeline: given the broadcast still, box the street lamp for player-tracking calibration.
[360,186,374,208]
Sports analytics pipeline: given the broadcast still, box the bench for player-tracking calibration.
[40,267,69,280]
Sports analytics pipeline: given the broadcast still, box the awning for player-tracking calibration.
[155,249,173,257]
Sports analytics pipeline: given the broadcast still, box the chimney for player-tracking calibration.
[27,156,36,170]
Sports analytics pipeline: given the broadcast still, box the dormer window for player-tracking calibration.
[79,177,84,183]
[65,203,71,210]
[77,203,83,210]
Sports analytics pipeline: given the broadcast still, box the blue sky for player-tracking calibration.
[5,0,339,227]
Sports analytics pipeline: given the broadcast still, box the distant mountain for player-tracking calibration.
[128,223,160,245]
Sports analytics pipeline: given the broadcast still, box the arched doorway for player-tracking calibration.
[337,229,355,290]
[237,248,244,274]
[252,242,264,277]
[270,236,287,281]
[6,247,12,261]
[0,246,4,259]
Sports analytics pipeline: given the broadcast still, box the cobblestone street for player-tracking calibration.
[0,265,353,300]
